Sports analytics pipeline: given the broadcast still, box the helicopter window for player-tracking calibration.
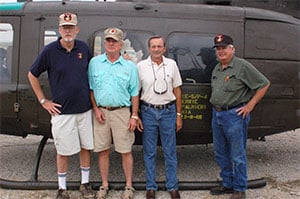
[44,30,58,46]
[245,20,300,61]
[93,30,153,64]
[0,23,13,84]
[167,33,218,84]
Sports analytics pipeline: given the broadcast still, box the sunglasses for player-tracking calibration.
[152,63,168,95]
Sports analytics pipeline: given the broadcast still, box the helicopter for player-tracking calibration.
[0,0,299,190]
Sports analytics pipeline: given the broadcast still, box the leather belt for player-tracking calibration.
[213,103,245,112]
[99,106,127,111]
[141,100,175,109]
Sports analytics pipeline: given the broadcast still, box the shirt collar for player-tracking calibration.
[146,55,167,67]
[56,37,78,51]
[101,53,125,65]
[217,55,236,71]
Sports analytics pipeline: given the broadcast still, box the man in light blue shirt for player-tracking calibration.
[88,27,139,199]
[88,52,138,107]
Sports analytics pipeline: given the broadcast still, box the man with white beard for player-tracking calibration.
[28,12,95,199]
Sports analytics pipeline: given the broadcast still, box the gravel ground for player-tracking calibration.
[0,129,299,199]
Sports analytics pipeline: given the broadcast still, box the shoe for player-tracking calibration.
[96,186,109,199]
[169,190,180,199]
[146,190,155,199]
[79,183,95,199]
[56,189,70,199]
[230,191,246,199]
[210,185,233,195]
[122,186,135,199]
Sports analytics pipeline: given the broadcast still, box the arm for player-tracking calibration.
[136,91,144,133]
[27,71,61,115]
[90,91,105,124]
[237,81,270,118]
[131,95,139,118]
[173,86,183,132]
[128,95,139,132]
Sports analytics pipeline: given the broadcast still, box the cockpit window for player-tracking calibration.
[44,30,58,46]
[0,23,13,84]
[93,30,153,64]
[167,33,217,83]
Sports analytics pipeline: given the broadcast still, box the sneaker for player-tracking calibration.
[230,191,246,199]
[96,186,109,199]
[56,189,70,199]
[122,186,135,199]
[210,185,233,195]
[79,183,96,199]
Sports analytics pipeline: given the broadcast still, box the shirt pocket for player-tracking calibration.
[211,75,217,88]
[223,75,243,92]
[116,72,130,91]
[91,71,105,90]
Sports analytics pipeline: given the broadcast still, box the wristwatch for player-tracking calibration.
[176,112,183,117]
[131,115,139,120]
[40,98,46,104]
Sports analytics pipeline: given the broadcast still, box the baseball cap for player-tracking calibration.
[104,28,123,41]
[212,34,233,48]
[59,12,77,26]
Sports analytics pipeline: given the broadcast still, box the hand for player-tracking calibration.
[128,117,137,132]
[42,100,61,115]
[176,116,183,132]
[236,103,254,119]
[94,107,106,124]
[136,118,144,132]
[123,51,131,60]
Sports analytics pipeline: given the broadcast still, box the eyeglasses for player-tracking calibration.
[152,62,168,95]
[61,26,76,31]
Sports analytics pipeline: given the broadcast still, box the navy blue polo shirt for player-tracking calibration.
[30,37,92,114]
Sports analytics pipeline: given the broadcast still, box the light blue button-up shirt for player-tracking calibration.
[88,53,139,107]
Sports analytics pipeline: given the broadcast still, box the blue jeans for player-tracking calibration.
[141,103,179,191]
[212,107,250,192]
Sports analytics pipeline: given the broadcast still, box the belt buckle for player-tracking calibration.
[215,106,222,112]
[106,106,113,111]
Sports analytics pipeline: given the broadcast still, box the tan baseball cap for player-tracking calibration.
[59,12,77,26]
[104,27,123,41]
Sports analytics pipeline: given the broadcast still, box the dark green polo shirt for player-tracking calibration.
[210,56,269,107]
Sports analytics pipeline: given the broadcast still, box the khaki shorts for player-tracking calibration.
[93,107,135,153]
[51,109,94,156]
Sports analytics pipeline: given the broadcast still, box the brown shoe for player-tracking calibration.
[210,185,233,195]
[169,190,180,199]
[56,189,70,199]
[146,190,155,199]
[230,191,246,199]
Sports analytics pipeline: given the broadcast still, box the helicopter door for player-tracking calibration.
[0,17,23,136]
[30,16,60,138]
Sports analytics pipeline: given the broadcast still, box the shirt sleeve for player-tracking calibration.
[29,47,49,77]
[172,61,183,88]
[87,58,95,90]
[240,60,269,91]
[129,63,140,97]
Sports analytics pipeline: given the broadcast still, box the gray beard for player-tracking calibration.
[63,37,74,42]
